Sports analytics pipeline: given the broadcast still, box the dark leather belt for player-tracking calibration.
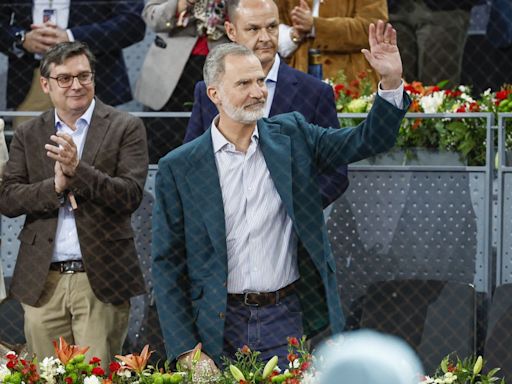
[227,282,297,307]
[50,260,85,274]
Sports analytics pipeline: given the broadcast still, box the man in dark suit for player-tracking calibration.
[153,20,409,367]
[184,0,348,207]
[0,41,148,366]
[0,0,145,114]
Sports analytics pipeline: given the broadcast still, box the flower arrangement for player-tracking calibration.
[327,71,512,165]
[420,354,506,384]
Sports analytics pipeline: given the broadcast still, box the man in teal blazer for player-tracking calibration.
[152,20,409,365]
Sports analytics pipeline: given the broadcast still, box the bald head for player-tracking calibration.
[225,0,279,74]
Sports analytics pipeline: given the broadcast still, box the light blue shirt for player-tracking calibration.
[52,99,95,262]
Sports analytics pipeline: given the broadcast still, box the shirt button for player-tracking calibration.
[48,238,53,243]
[219,312,225,319]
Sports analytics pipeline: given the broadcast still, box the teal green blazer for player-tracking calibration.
[152,94,410,361]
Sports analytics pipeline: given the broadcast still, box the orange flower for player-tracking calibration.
[115,345,153,373]
[52,337,90,365]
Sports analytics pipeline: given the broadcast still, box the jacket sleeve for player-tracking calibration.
[142,0,180,32]
[313,0,388,53]
[152,159,201,360]
[67,116,148,214]
[0,128,61,218]
[70,0,146,53]
[184,82,208,143]
[304,92,410,170]
[313,81,350,207]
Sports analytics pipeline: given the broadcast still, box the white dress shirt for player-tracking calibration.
[52,99,95,262]
[211,83,404,293]
[263,55,280,117]
[32,0,74,42]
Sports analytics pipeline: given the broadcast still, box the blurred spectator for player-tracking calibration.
[314,330,424,384]
[0,0,145,127]
[487,0,512,49]
[388,0,480,86]
[277,0,387,88]
[0,42,148,367]
[136,0,230,163]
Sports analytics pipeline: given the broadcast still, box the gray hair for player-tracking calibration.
[40,41,96,78]
[203,43,255,86]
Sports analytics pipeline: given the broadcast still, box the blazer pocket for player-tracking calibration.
[18,228,36,245]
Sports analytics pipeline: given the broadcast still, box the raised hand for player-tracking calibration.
[361,20,403,90]
[291,0,313,34]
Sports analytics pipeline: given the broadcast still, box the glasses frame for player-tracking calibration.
[47,71,95,88]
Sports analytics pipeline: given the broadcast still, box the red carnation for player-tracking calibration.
[92,366,105,376]
[65,377,73,384]
[109,362,121,373]
[89,357,101,365]
[456,105,467,113]
[6,352,17,360]
[287,353,297,362]
[288,337,299,347]
[300,361,311,371]
[6,360,16,369]
[496,90,509,101]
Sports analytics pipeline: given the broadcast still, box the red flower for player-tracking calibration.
[92,367,105,376]
[287,353,297,362]
[287,337,299,347]
[357,70,368,79]
[65,377,73,384]
[469,102,480,112]
[6,352,17,360]
[405,84,421,95]
[496,90,510,101]
[6,360,16,369]
[431,86,440,92]
[109,362,121,373]
[456,105,467,113]
[350,79,360,88]
[300,361,311,371]
[90,357,101,365]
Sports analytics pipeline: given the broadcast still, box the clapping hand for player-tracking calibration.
[361,20,403,90]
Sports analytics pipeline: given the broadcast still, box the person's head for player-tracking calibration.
[204,43,267,125]
[40,41,96,120]
[225,0,279,73]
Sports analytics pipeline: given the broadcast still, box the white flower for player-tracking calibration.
[0,364,11,381]
[420,92,445,113]
[419,376,435,384]
[84,375,101,384]
[483,88,492,96]
[39,356,65,384]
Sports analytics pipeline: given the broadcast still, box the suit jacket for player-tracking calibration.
[135,0,228,110]
[185,60,349,206]
[487,0,512,48]
[0,0,145,108]
[0,99,149,306]
[0,119,7,183]
[152,93,410,362]
[278,0,387,87]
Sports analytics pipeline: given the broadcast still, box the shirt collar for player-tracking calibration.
[54,98,95,132]
[266,54,280,84]
[211,116,259,153]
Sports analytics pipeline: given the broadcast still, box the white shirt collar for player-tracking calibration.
[211,116,259,153]
[266,54,280,84]
[54,98,95,131]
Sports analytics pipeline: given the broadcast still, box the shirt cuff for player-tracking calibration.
[377,80,404,109]
[278,24,299,58]
[66,29,75,42]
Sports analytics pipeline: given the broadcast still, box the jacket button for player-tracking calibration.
[219,312,225,319]
[48,237,53,243]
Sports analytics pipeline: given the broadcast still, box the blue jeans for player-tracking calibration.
[223,293,303,368]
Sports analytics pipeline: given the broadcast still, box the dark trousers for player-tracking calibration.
[223,293,303,368]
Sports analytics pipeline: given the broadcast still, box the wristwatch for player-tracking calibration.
[14,29,26,50]
[290,27,304,45]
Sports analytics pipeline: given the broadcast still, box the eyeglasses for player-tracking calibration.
[47,72,95,88]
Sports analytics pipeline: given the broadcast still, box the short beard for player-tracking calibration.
[220,90,265,124]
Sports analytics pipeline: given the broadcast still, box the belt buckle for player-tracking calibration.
[243,292,260,307]
[60,262,75,274]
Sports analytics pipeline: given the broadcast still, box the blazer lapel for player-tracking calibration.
[269,62,299,117]
[81,99,110,165]
[258,120,295,222]
[185,130,228,259]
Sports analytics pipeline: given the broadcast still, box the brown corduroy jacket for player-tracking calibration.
[0,99,148,306]
[278,0,388,89]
